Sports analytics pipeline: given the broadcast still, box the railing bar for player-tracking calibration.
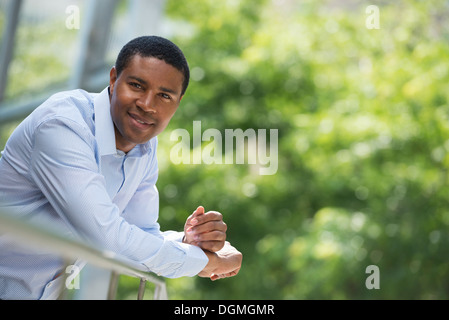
[137,278,146,300]
[0,0,23,103]
[0,211,167,299]
[0,69,110,126]
[153,284,160,300]
[107,271,119,300]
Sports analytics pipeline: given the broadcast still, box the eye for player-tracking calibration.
[129,82,143,90]
[160,93,172,100]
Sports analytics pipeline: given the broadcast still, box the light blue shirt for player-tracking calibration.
[0,87,208,299]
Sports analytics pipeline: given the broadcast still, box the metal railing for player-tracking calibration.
[0,210,168,300]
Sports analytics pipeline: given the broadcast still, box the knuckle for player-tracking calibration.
[211,242,223,253]
[208,210,222,220]
[218,231,226,241]
[204,243,215,252]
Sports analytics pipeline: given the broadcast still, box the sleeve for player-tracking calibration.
[30,117,208,278]
[120,140,186,244]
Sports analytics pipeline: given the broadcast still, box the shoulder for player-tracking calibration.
[38,89,94,119]
[31,89,96,134]
[11,89,100,150]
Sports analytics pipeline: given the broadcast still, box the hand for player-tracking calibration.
[183,206,227,252]
[198,241,243,281]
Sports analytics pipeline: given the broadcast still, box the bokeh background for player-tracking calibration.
[1,0,448,299]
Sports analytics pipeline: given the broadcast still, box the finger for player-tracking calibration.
[194,230,226,242]
[190,206,205,226]
[193,211,223,226]
[191,220,227,234]
[198,240,225,252]
[211,269,239,281]
[186,206,204,226]
[193,206,205,216]
[210,274,220,281]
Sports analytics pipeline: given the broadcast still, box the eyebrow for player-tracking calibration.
[159,86,179,95]
[128,76,147,85]
[127,76,179,95]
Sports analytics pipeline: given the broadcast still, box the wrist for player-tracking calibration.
[204,250,217,265]
[198,250,217,277]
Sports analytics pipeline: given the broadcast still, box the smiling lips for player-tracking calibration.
[128,112,154,128]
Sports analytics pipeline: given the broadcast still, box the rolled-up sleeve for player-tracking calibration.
[30,117,208,278]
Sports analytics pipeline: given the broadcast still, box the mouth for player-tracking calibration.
[128,112,155,128]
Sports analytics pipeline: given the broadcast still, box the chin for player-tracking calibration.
[136,132,158,144]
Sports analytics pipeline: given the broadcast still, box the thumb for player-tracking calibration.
[193,206,205,217]
[186,206,205,226]
[190,206,205,226]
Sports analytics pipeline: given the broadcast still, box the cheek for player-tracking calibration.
[164,106,179,121]
[110,97,129,131]
[112,84,135,107]
[110,98,121,123]
[111,89,133,116]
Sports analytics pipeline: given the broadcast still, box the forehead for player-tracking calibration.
[121,55,184,93]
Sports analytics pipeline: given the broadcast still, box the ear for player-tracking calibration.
[109,66,118,95]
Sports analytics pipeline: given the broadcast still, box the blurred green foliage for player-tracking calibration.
[1,0,449,300]
[3,22,76,101]
[0,5,77,149]
[147,0,449,300]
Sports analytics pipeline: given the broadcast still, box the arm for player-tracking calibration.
[30,118,207,278]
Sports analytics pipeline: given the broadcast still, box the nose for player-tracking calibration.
[137,92,156,114]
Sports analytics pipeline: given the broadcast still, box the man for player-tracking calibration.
[0,36,242,299]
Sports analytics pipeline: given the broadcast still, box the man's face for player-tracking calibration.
[109,55,184,153]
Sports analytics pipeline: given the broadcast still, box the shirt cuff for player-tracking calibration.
[139,234,209,278]
[176,242,209,277]
[161,230,185,243]
[158,231,208,277]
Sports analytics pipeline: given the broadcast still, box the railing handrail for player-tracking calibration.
[0,209,168,300]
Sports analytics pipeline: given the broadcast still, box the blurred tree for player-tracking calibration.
[145,0,449,300]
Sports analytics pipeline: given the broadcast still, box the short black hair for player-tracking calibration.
[115,35,190,96]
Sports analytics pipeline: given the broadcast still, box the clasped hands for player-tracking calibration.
[182,206,242,281]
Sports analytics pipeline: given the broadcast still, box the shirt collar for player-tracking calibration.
[94,87,117,156]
